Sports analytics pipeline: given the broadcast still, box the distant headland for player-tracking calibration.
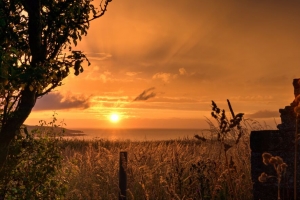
[23,125,85,137]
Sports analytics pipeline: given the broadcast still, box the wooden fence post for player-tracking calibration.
[119,151,127,200]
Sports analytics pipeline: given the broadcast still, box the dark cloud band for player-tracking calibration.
[33,92,90,111]
[134,87,156,101]
[246,110,279,119]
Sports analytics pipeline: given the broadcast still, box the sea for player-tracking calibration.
[64,128,212,141]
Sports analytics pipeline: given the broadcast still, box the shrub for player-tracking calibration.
[0,118,67,200]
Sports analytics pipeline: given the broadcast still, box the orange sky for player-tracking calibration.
[25,1,300,129]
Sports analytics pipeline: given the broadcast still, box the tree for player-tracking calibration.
[0,0,112,179]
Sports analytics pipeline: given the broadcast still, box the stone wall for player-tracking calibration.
[250,79,300,200]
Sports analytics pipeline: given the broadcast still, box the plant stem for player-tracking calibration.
[295,115,298,200]
[227,99,235,118]
[223,147,237,199]
[278,175,281,200]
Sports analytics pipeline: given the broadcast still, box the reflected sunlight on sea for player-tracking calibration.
[63,128,212,141]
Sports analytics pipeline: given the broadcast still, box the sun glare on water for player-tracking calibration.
[109,113,120,123]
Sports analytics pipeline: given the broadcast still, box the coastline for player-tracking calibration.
[24,125,86,137]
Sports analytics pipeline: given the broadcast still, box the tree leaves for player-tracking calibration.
[0,0,112,135]
[0,0,110,93]
[29,85,34,92]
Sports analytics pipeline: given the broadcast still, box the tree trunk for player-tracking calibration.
[0,87,36,195]
[0,87,36,138]
[0,2,42,197]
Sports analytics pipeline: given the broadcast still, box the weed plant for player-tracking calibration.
[258,153,287,200]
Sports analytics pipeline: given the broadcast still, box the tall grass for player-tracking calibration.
[58,120,254,199]
[52,100,257,199]
[1,101,258,199]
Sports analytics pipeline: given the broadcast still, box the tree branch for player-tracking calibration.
[24,0,43,63]
[38,82,60,97]
[7,92,22,116]
[88,0,111,22]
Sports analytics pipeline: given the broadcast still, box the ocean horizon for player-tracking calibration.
[63,128,212,141]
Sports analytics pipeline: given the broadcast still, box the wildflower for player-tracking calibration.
[262,153,272,165]
[281,163,288,171]
[279,163,288,173]
[260,152,288,200]
[269,157,278,165]
[258,172,268,183]
[275,156,284,164]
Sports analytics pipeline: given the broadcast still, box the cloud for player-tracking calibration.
[133,87,156,101]
[126,71,141,76]
[86,52,112,61]
[84,68,112,82]
[152,68,192,83]
[230,95,274,101]
[246,110,279,119]
[152,72,172,83]
[99,71,112,83]
[33,92,90,111]
[179,68,187,75]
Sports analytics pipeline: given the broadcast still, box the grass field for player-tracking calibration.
[58,127,253,200]
[2,103,264,199]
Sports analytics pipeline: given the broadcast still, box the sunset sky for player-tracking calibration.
[25,0,300,129]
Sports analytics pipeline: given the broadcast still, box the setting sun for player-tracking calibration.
[109,113,120,123]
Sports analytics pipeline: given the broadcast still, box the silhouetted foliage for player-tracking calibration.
[1,115,67,199]
[0,0,112,193]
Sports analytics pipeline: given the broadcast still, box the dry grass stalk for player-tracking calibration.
[52,100,253,199]
[56,135,252,199]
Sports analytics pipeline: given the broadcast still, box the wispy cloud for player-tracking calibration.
[230,95,274,102]
[86,52,112,61]
[98,70,112,83]
[126,71,141,76]
[179,68,187,75]
[33,92,90,111]
[134,87,156,101]
[152,68,192,83]
[152,72,172,83]
[246,110,279,119]
[84,67,112,82]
